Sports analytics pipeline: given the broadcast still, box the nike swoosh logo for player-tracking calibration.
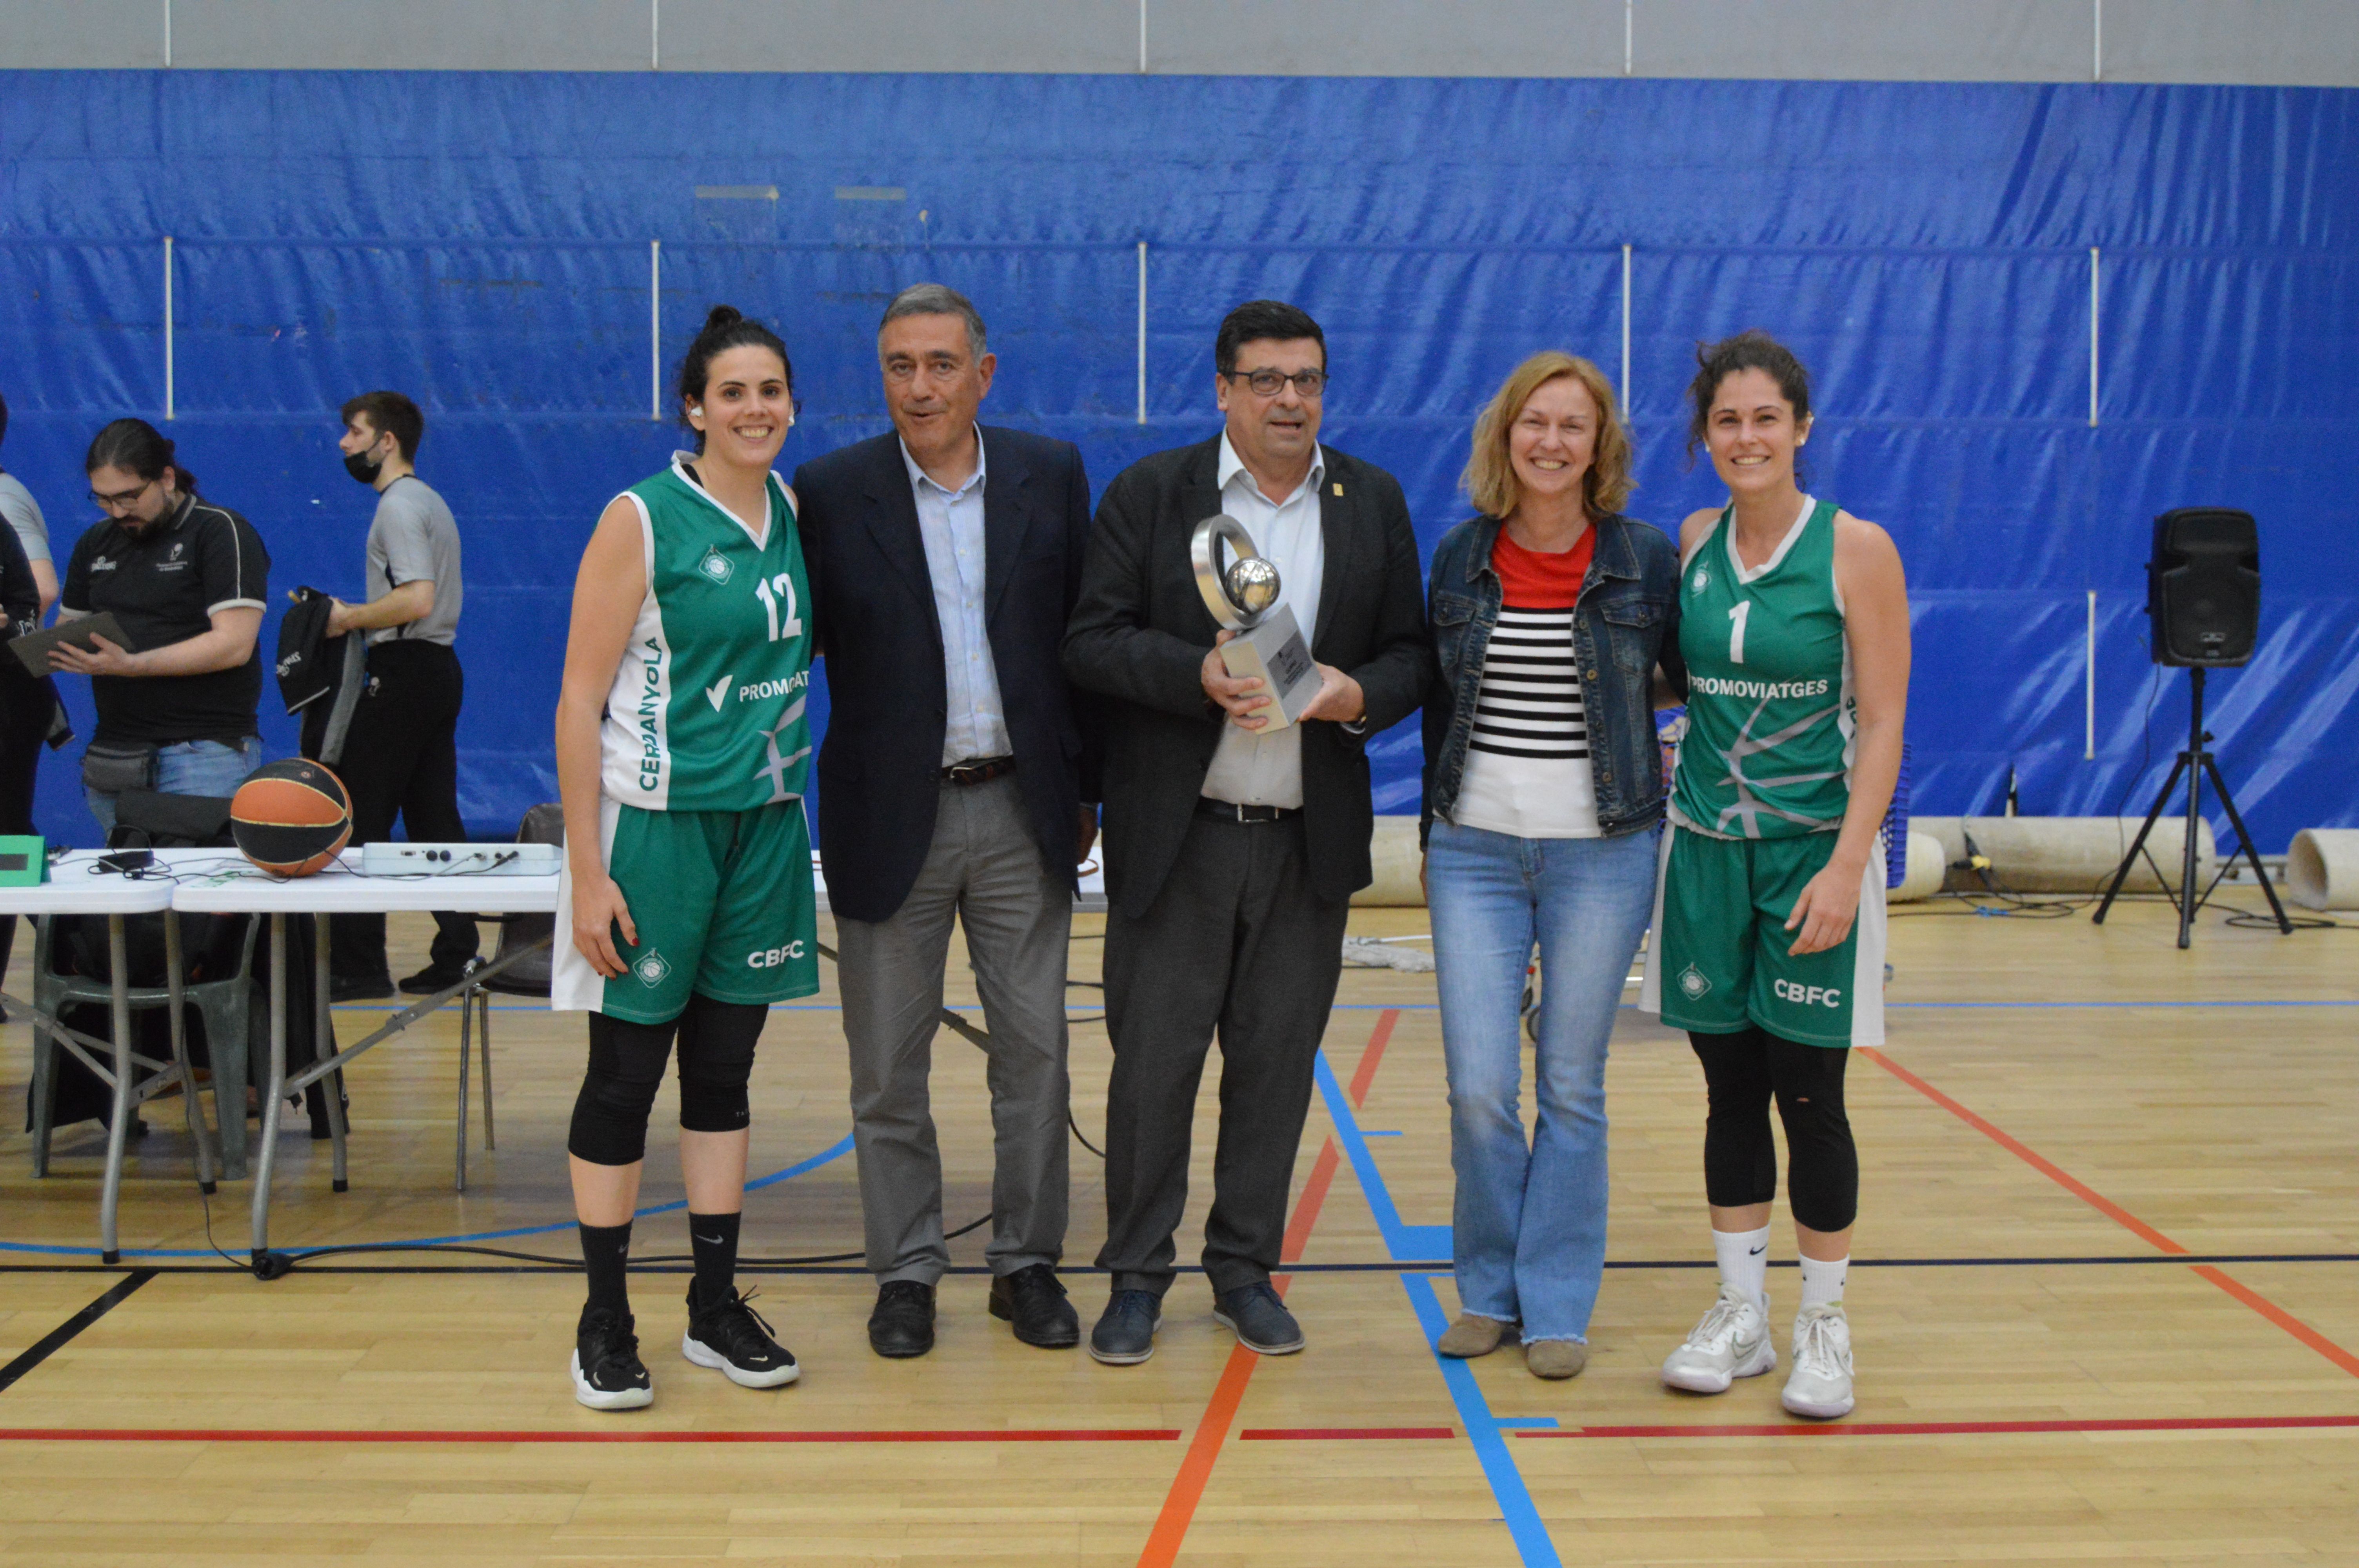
[1748,1246,1767,1256]
[694,1233,725,1245]
[705,676,731,711]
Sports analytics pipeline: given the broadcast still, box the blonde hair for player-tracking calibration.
[1462,352,1633,521]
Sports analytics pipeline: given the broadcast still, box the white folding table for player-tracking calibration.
[0,852,217,1263]
[167,849,558,1270]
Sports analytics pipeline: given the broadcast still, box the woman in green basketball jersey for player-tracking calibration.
[551,305,820,1410]
[1639,330,1910,1420]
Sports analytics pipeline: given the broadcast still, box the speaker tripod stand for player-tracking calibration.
[2094,666,2294,948]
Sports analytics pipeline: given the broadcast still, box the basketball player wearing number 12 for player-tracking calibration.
[551,306,818,1411]
[1640,330,1910,1420]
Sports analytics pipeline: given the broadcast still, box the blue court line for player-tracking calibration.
[0,1133,856,1259]
[1315,1048,1559,1568]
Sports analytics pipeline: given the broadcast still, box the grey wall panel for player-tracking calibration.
[1635,0,2092,82]
[0,0,165,68]
[2105,0,2359,86]
[170,0,649,71]
[659,0,1135,73]
[1147,0,1625,78]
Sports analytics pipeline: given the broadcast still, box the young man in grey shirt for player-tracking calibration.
[323,390,477,999]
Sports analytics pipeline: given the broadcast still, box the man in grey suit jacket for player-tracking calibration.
[1062,299,1427,1364]
[794,285,1099,1359]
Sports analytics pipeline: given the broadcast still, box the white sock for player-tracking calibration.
[1712,1226,1771,1313]
[1798,1254,1849,1312]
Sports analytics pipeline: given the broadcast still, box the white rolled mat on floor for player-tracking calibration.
[1910,815,2216,895]
[2285,829,2359,911]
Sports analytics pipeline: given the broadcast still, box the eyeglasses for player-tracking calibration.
[1221,368,1327,398]
[88,478,156,512]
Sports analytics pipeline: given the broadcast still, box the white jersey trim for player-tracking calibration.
[598,490,675,810]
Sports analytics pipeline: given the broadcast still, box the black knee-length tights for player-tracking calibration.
[1688,1026,1858,1233]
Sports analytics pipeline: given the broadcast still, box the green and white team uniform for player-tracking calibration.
[1640,496,1886,1049]
[553,456,820,1023]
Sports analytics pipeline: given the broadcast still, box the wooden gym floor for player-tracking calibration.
[0,894,2354,1565]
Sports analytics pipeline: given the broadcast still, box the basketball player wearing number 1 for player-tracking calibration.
[1640,330,1910,1420]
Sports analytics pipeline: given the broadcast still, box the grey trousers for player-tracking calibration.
[835,773,1072,1285]
[1096,811,1351,1298]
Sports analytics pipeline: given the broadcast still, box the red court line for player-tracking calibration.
[1239,1427,1455,1440]
[1857,1045,2359,1379]
[1523,1415,2359,1440]
[0,1428,1179,1445]
[1134,1007,1399,1568]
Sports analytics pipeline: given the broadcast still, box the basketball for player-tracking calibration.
[229,759,353,877]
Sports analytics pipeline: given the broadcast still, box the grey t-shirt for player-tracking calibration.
[0,473,52,566]
[365,474,462,646]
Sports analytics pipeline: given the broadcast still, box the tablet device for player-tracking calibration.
[9,613,129,677]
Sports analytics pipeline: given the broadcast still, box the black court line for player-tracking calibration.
[2,1254,2356,1278]
[0,1271,156,1395]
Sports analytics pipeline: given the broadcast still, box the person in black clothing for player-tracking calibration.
[317,390,478,1001]
[0,501,49,983]
[55,421,269,837]
[1061,300,1428,1364]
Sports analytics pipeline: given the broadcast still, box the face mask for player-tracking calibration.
[343,445,384,485]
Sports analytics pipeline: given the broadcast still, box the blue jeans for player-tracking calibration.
[86,736,265,838]
[1427,819,1656,1343]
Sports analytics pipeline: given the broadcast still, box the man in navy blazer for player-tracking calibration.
[794,284,1099,1360]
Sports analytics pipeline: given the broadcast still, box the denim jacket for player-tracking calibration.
[1420,512,1685,845]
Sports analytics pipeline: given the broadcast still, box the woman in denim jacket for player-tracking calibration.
[1419,352,1683,1378]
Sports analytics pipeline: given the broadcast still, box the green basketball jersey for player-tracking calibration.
[1671,497,1853,840]
[598,457,814,813]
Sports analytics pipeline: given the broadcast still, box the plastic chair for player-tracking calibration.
[27,912,261,1181]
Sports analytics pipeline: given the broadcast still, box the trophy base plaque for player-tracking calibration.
[1217,604,1319,730]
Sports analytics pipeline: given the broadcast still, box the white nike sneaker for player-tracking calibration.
[1661,1284,1776,1394]
[1781,1301,1856,1419]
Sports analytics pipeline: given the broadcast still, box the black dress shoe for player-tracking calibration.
[1213,1281,1305,1356]
[1087,1289,1162,1366]
[988,1263,1080,1348]
[867,1279,936,1358]
[328,972,395,1003]
[398,962,473,996]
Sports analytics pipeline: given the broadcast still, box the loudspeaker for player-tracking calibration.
[2147,508,2258,667]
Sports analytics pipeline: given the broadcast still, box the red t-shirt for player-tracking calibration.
[1490,525,1595,608]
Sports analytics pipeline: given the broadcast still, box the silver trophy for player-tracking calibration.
[1191,514,1319,730]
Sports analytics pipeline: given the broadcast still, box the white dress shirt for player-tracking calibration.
[1199,433,1326,808]
[902,428,1012,765]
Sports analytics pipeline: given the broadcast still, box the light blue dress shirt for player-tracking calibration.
[901,427,1012,766]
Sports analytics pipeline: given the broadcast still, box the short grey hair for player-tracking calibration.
[879,283,987,361]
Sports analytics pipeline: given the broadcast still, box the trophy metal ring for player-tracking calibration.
[1190,513,1282,632]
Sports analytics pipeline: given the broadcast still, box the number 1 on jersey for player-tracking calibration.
[753,572,803,642]
[1727,599,1751,665]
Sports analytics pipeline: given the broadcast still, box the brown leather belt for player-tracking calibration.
[942,756,1016,786]
[1196,799,1299,823]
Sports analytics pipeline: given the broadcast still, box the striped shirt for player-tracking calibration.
[1450,524,1601,839]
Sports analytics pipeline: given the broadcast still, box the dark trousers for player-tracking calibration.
[1096,810,1350,1298]
[0,674,52,980]
[326,641,477,981]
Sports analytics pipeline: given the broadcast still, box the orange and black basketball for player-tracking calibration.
[230,759,353,877]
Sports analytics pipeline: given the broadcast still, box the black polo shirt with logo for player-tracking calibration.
[60,494,271,746]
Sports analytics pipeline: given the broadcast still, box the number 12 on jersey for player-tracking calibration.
[753,572,803,642]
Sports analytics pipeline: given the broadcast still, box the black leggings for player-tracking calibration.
[1689,1027,1858,1233]
[566,994,768,1167]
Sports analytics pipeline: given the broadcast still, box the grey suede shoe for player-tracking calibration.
[1437,1313,1513,1358]
[1525,1339,1588,1380]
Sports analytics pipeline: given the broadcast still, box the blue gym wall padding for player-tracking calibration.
[2,72,2353,853]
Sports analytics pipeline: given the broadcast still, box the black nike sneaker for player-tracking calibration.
[572,1306,654,1411]
[683,1284,801,1388]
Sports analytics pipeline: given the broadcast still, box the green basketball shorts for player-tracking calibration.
[1640,823,1886,1049]
[553,796,819,1022]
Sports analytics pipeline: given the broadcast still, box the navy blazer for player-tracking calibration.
[794,426,1099,924]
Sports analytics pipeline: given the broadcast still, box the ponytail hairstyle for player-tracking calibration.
[676,305,795,454]
[1685,328,1814,486]
[86,417,195,498]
